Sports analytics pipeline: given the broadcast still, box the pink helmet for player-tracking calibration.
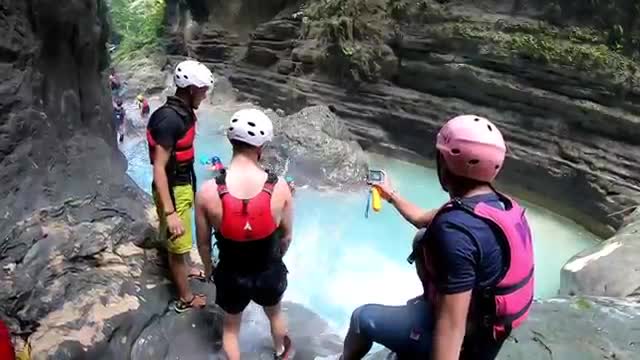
[436,115,506,182]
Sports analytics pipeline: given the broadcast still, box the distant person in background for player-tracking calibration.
[109,68,121,91]
[195,109,295,360]
[113,98,126,143]
[332,115,534,360]
[137,94,151,118]
[146,60,215,312]
[205,155,224,172]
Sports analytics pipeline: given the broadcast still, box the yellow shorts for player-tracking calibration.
[153,184,194,255]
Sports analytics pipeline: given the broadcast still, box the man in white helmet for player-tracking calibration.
[146,60,214,312]
[195,108,295,360]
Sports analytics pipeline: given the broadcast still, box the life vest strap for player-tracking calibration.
[494,295,533,336]
[493,267,534,296]
[216,169,277,198]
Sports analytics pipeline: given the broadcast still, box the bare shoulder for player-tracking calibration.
[196,179,219,204]
[274,176,292,198]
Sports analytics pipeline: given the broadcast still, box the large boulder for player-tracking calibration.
[498,296,640,360]
[262,105,369,188]
[363,296,640,360]
[559,209,640,297]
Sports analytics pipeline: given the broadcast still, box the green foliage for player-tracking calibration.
[302,0,446,83]
[110,0,166,57]
[434,21,640,84]
[303,0,389,83]
[574,297,592,310]
[542,0,640,55]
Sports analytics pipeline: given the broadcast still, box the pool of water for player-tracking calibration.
[122,102,599,333]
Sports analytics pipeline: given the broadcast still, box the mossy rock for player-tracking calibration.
[425,20,640,87]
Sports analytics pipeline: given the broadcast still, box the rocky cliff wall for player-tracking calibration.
[169,2,640,239]
[0,0,158,356]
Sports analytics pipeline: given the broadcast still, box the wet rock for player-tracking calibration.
[187,25,243,63]
[560,209,640,297]
[87,295,341,360]
[246,45,280,67]
[363,297,640,360]
[498,296,640,359]
[277,60,295,75]
[262,105,369,188]
[115,52,169,99]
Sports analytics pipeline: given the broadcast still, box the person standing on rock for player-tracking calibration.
[194,109,295,360]
[146,59,215,312]
[332,115,535,360]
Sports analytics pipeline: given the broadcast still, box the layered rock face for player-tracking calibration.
[0,0,153,356]
[0,2,347,358]
[171,1,640,239]
[167,0,640,301]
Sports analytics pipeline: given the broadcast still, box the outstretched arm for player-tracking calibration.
[388,191,438,229]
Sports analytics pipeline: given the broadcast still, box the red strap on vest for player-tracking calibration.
[217,171,278,241]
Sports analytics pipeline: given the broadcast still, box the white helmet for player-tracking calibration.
[227,109,273,147]
[174,60,215,88]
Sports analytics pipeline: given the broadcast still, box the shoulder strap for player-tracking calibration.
[216,169,229,197]
[262,170,278,195]
[215,169,277,197]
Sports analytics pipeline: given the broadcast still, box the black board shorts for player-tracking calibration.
[214,260,288,314]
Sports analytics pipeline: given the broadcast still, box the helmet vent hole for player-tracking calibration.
[177,67,182,72]
[487,124,492,131]
[495,165,500,169]
[469,159,480,165]
[231,118,238,123]
[260,131,265,135]
[247,131,255,136]
[451,148,461,155]
[247,122,256,127]
[183,75,189,79]
[228,127,234,131]
[474,117,480,122]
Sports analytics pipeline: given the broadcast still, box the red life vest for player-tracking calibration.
[0,319,15,360]
[214,170,281,271]
[217,171,278,240]
[141,99,150,113]
[146,105,196,165]
[418,193,534,340]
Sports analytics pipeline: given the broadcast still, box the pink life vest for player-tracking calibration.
[420,193,535,340]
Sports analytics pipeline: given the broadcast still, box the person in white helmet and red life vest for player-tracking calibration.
[333,115,535,360]
[146,60,215,313]
[195,108,294,360]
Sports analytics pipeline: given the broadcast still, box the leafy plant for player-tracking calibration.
[110,0,166,58]
[434,20,640,84]
[303,0,389,83]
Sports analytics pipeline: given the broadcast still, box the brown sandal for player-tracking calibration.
[173,293,206,313]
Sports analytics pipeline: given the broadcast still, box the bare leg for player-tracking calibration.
[222,312,243,360]
[263,303,287,354]
[168,253,193,301]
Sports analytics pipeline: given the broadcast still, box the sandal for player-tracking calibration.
[188,269,207,281]
[274,335,295,360]
[173,293,207,313]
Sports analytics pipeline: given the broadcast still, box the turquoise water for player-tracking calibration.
[122,104,599,333]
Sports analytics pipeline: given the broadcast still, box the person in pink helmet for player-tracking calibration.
[332,115,534,360]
